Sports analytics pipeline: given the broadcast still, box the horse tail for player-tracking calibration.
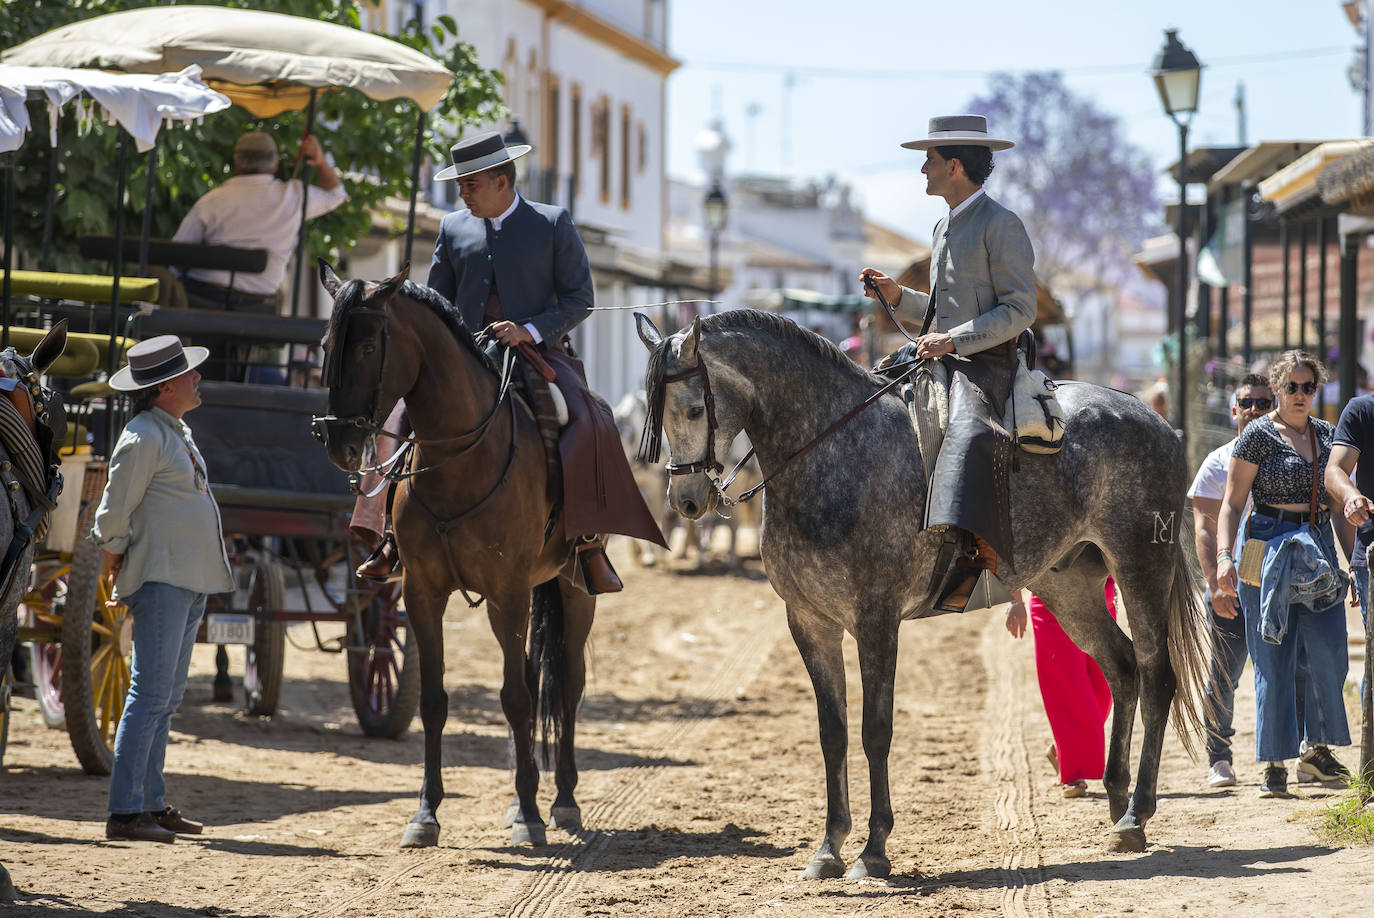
[1165,539,1212,757]
[530,578,568,769]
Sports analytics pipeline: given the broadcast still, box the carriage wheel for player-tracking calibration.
[59,533,129,776]
[346,580,418,738]
[242,556,286,717]
[21,560,71,729]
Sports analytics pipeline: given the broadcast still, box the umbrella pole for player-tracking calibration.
[3,152,14,350]
[40,133,60,271]
[106,128,131,451]
[290,89,319,319]
[404,109,427,268]
[138,133,158,277]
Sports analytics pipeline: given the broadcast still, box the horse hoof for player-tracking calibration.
[503,800,521,828]
[550,805,582,833]
[1108,826,1147,853]
[400,822,440,848]
[511,820,547,846]
[846,855,891,880]
[802,854,846,880]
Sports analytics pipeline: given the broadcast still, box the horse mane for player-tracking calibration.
[639,308,882,463]
[325,277,497,375]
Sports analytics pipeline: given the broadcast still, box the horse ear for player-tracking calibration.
[373,263,411,302]
[679,315,703,363]
[634,312,662,351]
[30,319,67,375]
[318,258,343,296]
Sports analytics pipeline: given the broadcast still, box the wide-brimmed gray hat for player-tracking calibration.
[901,114,1014,152]
[109,335,209,391]
[434,130,532,182]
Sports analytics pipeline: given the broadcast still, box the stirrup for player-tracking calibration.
[356,533,402,583]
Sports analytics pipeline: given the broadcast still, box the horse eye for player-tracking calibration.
[687,406,705,421]
[359,341,377,356]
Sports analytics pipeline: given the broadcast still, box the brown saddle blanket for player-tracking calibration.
[523,346,667,549]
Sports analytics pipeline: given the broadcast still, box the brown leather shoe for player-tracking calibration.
[934,533,999,614]
[577,541,623,595]
[106,812,176,844]
[356,532,402,583]
[153,806,203,835]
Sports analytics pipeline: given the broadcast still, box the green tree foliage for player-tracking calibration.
[2,0,504,271]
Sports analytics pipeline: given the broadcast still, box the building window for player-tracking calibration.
[638,123,647,174]
[570,84,582,203]
[547,77,561,204]
[621,105,632,210]
[592,96,611,206]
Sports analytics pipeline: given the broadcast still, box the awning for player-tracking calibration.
[745,288,872,315]
[1319,144,1374,213]
[1,5,454,117]
[0,64,230,152]
[1257,140,1372,214]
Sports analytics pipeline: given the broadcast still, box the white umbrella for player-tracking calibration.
[1,5,453,116]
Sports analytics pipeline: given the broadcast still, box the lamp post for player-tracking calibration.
[1151,27,1203,452]
[503,117,531,189]
[704,181,729,306]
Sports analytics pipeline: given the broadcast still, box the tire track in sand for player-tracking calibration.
[502,607,790,918]
[981,610,1052,918]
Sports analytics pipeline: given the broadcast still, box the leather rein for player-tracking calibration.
[657,277,926,512]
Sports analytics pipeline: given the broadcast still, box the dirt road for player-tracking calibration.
[1,548,1367,917]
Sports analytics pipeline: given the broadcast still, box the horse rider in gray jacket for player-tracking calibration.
[861,114,1037,613]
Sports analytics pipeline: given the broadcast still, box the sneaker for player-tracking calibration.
[1207,760,1237,787]
[1297,746,1351,784]
[1061,779,1088,798]
[1258,764,1290,798]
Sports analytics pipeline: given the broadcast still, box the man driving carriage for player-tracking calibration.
[860,114,1037,613]
[352,131,664,590]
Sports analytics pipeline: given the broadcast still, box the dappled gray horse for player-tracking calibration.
[636,309,1208,877]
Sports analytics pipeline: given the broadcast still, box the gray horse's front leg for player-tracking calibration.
[787,607,851,879]
[847,623,899,879]
[400,592,448,848]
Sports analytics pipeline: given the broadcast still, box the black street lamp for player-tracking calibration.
[1151,27,1203,451]
[704,181,729,303]
[503,117,531,188]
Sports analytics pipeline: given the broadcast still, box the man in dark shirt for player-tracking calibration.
[1324,392,1374,724]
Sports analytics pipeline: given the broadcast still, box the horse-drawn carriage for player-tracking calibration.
[0,6,458,775]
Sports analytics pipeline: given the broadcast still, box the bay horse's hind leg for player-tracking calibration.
[400,589,449,848]
[847,616,899,880]
[786,606,852,880]
[547,577,594,833]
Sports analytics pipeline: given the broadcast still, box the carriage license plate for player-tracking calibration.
[206,613,255,645]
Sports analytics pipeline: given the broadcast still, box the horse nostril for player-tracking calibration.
[681,499,698,517]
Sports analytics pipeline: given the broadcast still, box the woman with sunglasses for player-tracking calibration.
[1216,351,1353,797]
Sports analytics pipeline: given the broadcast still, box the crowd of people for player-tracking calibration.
[1017,350,1363,801]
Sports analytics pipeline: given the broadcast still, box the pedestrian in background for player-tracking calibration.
[1216,350,1353,797]
[1188,373,1272,788]
[1005,582,1118,798]
[93,337,233,842]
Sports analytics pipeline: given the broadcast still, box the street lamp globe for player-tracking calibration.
[503,117,531,187]
[1150,29,1203,123]
[704,182,729,233]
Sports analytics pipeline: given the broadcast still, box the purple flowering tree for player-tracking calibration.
[966,72,1161,300]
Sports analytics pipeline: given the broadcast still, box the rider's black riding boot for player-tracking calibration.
[934,530,997,614]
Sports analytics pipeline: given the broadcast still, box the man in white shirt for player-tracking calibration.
[1189,373,1271,787]
[173,131,347,311]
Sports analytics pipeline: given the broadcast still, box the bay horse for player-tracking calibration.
[635,309,1209,877]
[314,262,593,848]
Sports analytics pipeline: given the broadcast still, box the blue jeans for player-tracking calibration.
[1203,593,1249,764]
[1354,564,1369,719]
[1238,513,1351,762]
[108,582,206,815]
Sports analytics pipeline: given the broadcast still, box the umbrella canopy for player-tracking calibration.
[1,5,453,117]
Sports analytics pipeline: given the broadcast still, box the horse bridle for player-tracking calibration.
[314,306,390,444]
[659,354,725,478]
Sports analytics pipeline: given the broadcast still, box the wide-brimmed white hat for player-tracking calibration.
[901,114,1014,152]
[434,130,532,182]
[109,335,208,391]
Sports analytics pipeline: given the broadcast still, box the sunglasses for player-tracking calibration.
[1236,397,1273,410]
[1283,381,1318,396]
